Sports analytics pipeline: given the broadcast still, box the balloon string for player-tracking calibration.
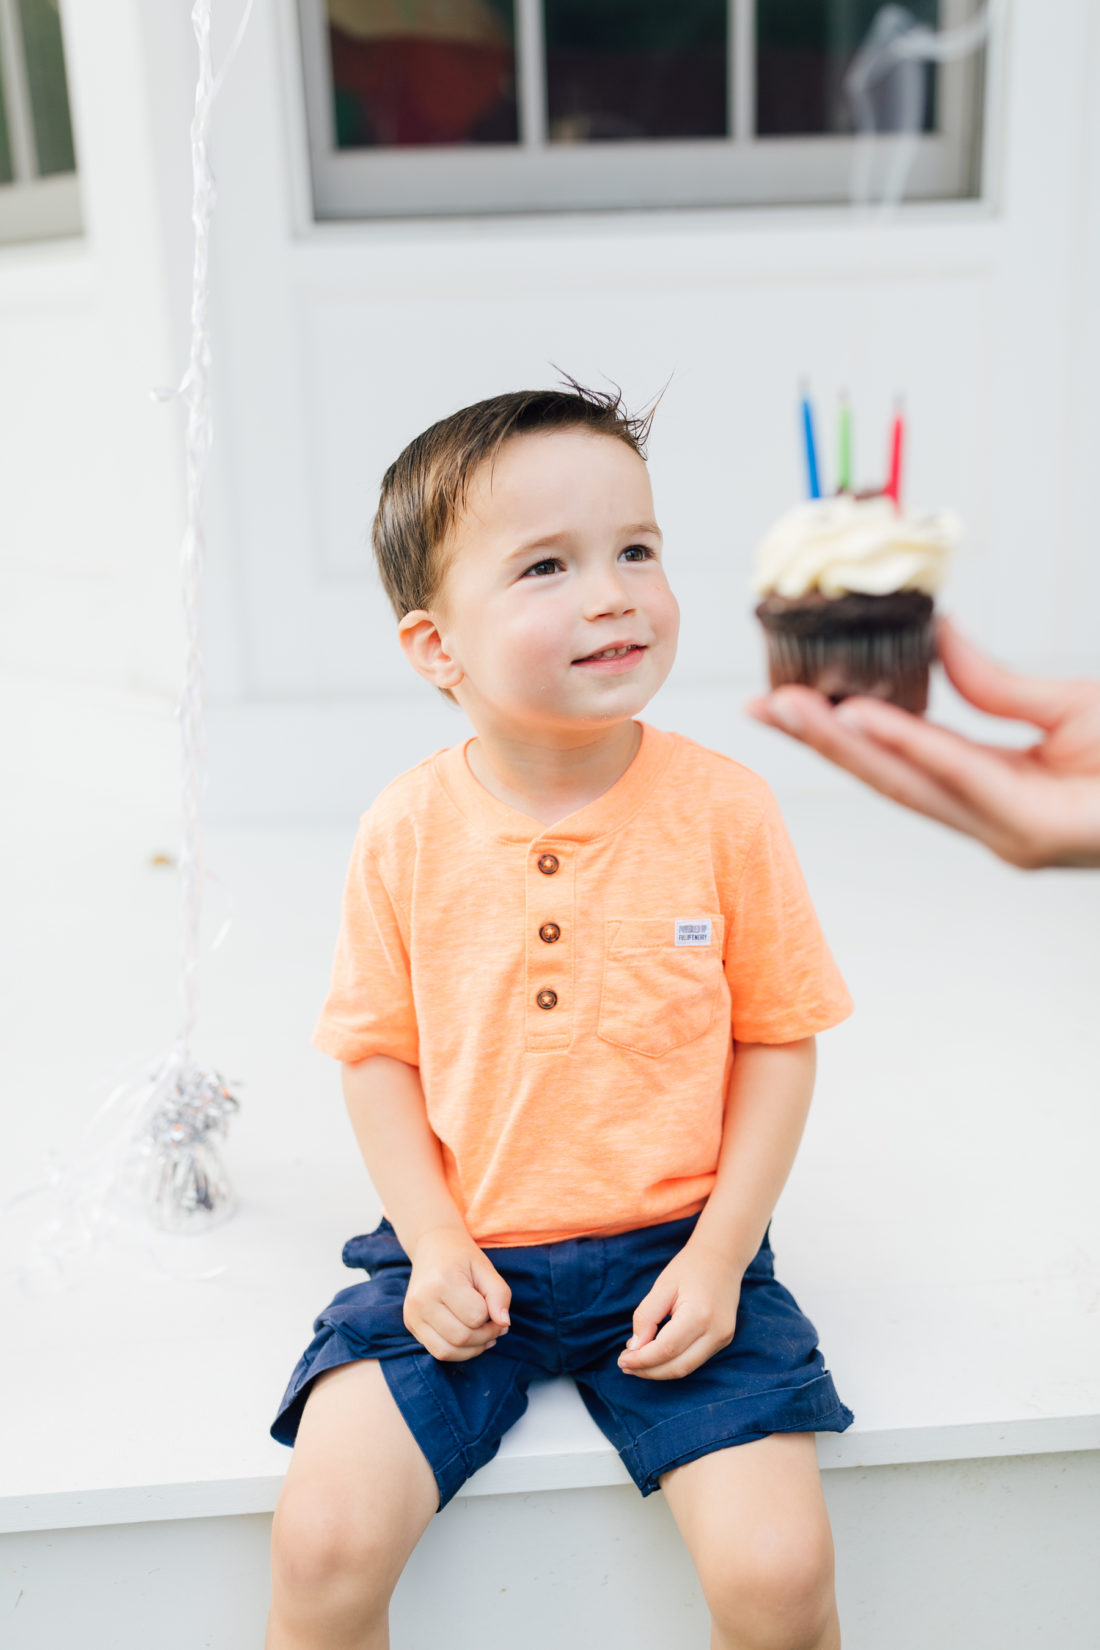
[177,0,216,1057]
[0,1,256,1292]
[150,0,256,1055]
[211,0,257,107]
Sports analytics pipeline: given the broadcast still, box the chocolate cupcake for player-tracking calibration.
[752,494,958,714]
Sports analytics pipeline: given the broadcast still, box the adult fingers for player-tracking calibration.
[834,696,1030,824]
[749,687,982,836]
[746,685,827,735]
[936,618,1086,730]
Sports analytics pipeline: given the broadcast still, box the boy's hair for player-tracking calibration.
[372,371,664,703]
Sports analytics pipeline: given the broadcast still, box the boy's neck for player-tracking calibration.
[464,719,643,828]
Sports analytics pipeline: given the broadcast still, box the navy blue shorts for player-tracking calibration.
[271,1212,854,1511]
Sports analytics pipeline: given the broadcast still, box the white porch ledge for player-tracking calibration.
[5,1400,1100,1538]
[4,679,1100,1547]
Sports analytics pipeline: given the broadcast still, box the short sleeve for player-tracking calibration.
[311,823,419,1065]
[724,790,853,1044]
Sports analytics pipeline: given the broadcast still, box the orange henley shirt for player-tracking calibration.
[313,721,853,1247]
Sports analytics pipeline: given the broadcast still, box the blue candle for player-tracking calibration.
[800,390,821,500]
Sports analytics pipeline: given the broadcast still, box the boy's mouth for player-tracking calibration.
[572,643,647,670]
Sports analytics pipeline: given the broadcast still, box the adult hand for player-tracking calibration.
[403,1227,511,1361]
[746,618,1100,869]
[617,1238,742,1381]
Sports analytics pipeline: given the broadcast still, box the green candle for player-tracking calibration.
[837,395,852,493]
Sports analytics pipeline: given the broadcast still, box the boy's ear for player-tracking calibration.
[398,610,464,691]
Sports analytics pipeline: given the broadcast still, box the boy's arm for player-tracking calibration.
[688,1035,817,1273]
[341,1054,512,1358]
[617,1036,817,1380]
[341,1053,469,1257]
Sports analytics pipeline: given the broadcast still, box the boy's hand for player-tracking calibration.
[403,1227,512,1362]
[618,1238,742,1381]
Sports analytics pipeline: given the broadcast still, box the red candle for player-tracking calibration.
[886,402,905,504]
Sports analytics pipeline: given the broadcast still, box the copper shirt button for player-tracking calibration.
[539,923,561,943]
[537,853,559,875]
[536,988,558,1010]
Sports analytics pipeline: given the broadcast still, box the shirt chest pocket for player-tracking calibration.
[597,916,726,1059]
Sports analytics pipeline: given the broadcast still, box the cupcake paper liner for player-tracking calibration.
[757,605,935,714]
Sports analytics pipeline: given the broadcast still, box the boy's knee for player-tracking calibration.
[700,1521,835,1650]
[271,1480,396,1616]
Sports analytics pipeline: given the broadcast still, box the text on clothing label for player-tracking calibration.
[674,920,712,947]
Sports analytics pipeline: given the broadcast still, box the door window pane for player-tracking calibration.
[544,0,727,143]
[756,0,942,137]
[325,0,518,148]
[300,0,989,217]
[17,0,75,175]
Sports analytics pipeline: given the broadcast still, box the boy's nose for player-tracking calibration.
[583,570,635,619]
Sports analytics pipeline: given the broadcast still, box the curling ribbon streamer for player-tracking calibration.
[134,0,259,1230]
[1,0,256,1289]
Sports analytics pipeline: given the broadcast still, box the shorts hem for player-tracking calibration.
[620,1376,855,1497]
[268,1328,471,1513]
[379,1352,471,1513]
[269,1327,362,1448]
[271,1330,526,1515]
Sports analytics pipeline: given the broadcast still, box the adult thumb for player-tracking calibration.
[938,618,1084,730]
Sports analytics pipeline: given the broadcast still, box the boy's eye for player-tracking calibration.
[520,545,655,578]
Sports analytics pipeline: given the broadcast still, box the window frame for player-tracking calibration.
[297,0,990,222]
[0,0,81,245]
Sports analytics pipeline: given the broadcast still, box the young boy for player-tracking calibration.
[268,381,855,1650]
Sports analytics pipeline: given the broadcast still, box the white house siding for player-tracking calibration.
[1,0,1098,801]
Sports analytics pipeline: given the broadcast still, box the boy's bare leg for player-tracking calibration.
[266,1359,440,1650]
[660,1432,841,1650]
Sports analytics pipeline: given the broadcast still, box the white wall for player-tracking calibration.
[6,1454,1100,1650]
[1,0,1098,819]
[0,1,189,699]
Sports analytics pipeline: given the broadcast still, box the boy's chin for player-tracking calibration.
[563,689,659,728]
[465,669,667,733]
[569,672,670,718]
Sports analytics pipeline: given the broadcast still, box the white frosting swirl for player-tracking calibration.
[751,494,959,599]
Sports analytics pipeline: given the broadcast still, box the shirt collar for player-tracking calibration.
[432,719,677,845]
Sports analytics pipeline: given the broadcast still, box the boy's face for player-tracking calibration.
[404,428,680,738]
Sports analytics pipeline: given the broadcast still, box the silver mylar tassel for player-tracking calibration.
[124,1056,241,1233]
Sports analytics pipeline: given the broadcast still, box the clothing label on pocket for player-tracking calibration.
[674,919,712,946]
